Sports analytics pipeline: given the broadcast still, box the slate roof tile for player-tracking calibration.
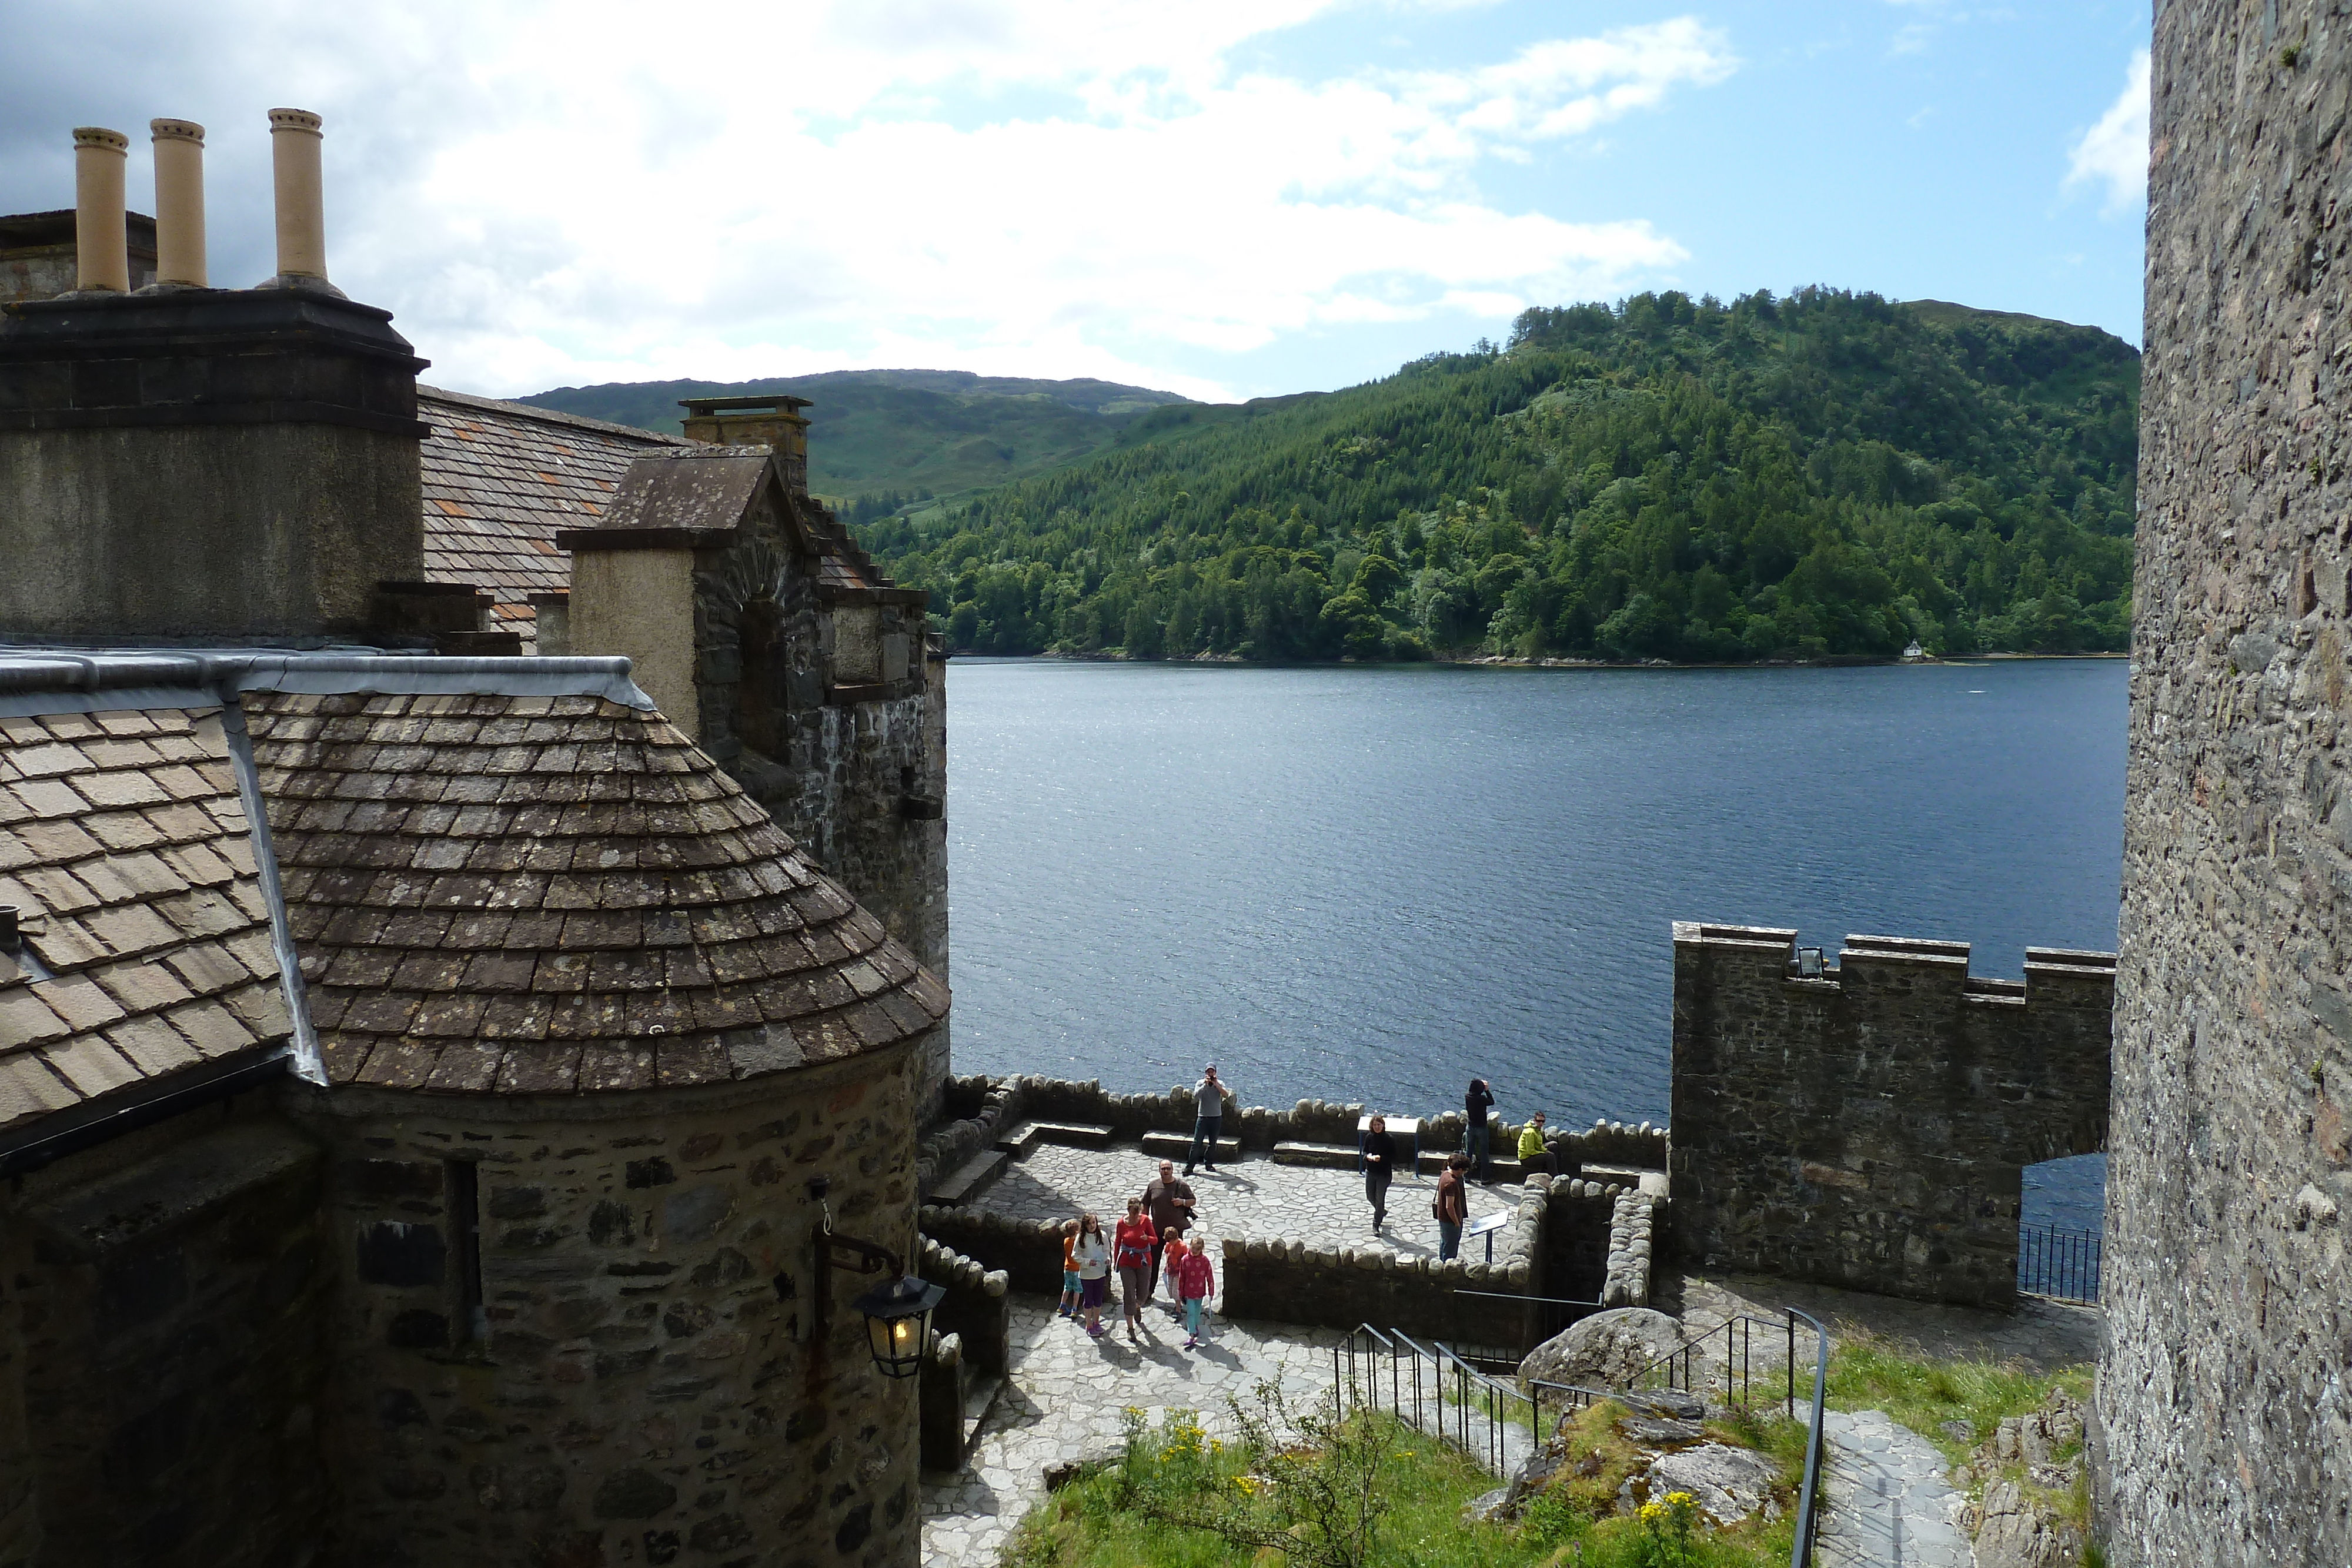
[243,689,943,1094]
[0,700,295,1131]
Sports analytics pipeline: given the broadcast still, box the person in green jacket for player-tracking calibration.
[1516,1111,1553,1175]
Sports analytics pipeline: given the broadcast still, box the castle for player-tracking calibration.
[4,5,2350,1558]
[1,112,950,1567]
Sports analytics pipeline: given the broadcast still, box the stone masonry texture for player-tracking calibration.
[2102,4,2352,1563]
[1671,925,2113,1308]
[0,1110,332,1568]
[289,1036,928,1568]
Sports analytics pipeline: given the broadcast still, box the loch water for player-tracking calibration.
[944,657,2127,1233]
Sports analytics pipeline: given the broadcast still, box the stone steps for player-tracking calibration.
[930,1150,1008,1205]
[1271,1141,1357,1169]
[995,1121,1114,1157]
[1421,1151,1524,1180]
[963,1371,1005,1446]
[1139,1129,1241,1165]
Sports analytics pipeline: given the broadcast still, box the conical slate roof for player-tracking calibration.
[245,689,946,1094]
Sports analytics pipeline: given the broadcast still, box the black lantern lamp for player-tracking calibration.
[854,1271,946,1379]
[1795,946,1826,980]
[807,1177,944,1380]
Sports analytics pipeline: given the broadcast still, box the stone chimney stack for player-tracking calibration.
[681,394,813,493]
[149,119,208,288]
[0,111,434,644]
[266,108,333,290]
[71,127,129,293]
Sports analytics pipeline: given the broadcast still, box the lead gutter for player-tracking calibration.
[0,648,655,715]
[215,694,324,1085]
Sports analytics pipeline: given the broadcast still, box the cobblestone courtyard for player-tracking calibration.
[918,1148,2097,1565]
[970,1143,1524,1266]
[920,1147,1524,1563]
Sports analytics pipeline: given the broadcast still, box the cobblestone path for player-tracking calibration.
[920,1297,1350,1566]
[1813,1409,1975,1568]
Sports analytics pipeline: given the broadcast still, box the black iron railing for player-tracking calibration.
[1450,1288,1605,1354]
[1334,1325,1538,1476]
[2018,1222,2102,1303]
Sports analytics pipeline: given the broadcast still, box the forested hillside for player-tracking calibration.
[856,289,2140,662]
[517,369,1188,503]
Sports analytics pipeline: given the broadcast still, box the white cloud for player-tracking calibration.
[2065,48,2150,216]
[1,2,1733,399]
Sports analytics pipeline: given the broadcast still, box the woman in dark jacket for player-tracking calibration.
[1464,1079,1495,1180]
[1363,1115,1397,1232]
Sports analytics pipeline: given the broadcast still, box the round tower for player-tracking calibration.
[249,688,948,1567]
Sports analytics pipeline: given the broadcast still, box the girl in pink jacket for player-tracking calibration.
[1172,1234,1216,1349]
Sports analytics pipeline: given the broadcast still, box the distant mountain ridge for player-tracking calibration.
[515,369,1190,503]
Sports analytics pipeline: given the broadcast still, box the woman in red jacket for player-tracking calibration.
[1114,1197,1158,1343]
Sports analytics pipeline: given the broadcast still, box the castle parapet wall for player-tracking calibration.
[1668,921,2113,1308]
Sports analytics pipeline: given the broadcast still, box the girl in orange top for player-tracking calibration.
[1057,1218,1081,1318]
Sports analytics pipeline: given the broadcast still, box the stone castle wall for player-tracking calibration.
[1669,924,2112,1307]
[2102,6,2352,1564]
[0,1107,334,1568]
[287,1034,928,1568]
[682,533,950,1115]
[0,1033,934,1568]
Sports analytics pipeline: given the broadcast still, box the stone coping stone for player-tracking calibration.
[1422,1151,1524,1179]
[1272,1141,1359,1169]
[1140,1129,1241,1161]
[931,1149,1010,1205]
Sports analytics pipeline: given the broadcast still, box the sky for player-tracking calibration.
[0,1,2151,404]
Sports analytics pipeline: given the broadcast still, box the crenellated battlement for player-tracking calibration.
[1669,920,2113,1308]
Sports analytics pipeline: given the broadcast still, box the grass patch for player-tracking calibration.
[1009,1399,1800,1568]
[1822,1332,2089,1467]
[1822,1330,2094,1534]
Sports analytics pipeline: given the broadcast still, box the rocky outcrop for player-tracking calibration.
[1515,1307,1682,1393]
[1955,1390,2089,1568]
[1971,1480,2086,1568]
[1465,1399,1782,1529]
[1643,1443,1783,1526]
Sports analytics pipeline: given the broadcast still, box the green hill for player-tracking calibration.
[514,369,1190,506]
[855,288,2140,661]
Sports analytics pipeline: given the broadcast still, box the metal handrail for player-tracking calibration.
[1335,1323,1534,1476]
[1789,1306,1829,1568]
[1626,1310,1809,1417]
[1591,1307,1833,1568]
[1341,1308,1832,1567]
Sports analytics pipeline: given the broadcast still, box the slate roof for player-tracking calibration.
[245,688,947,1094]
[0,707,292,1136]
[417,392,899,641]
[584,446,889,591]
[416,386,692,641]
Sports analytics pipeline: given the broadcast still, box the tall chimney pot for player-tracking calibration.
[266,107,332,287]
[72,126,131,293]
[149,118,208,287]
